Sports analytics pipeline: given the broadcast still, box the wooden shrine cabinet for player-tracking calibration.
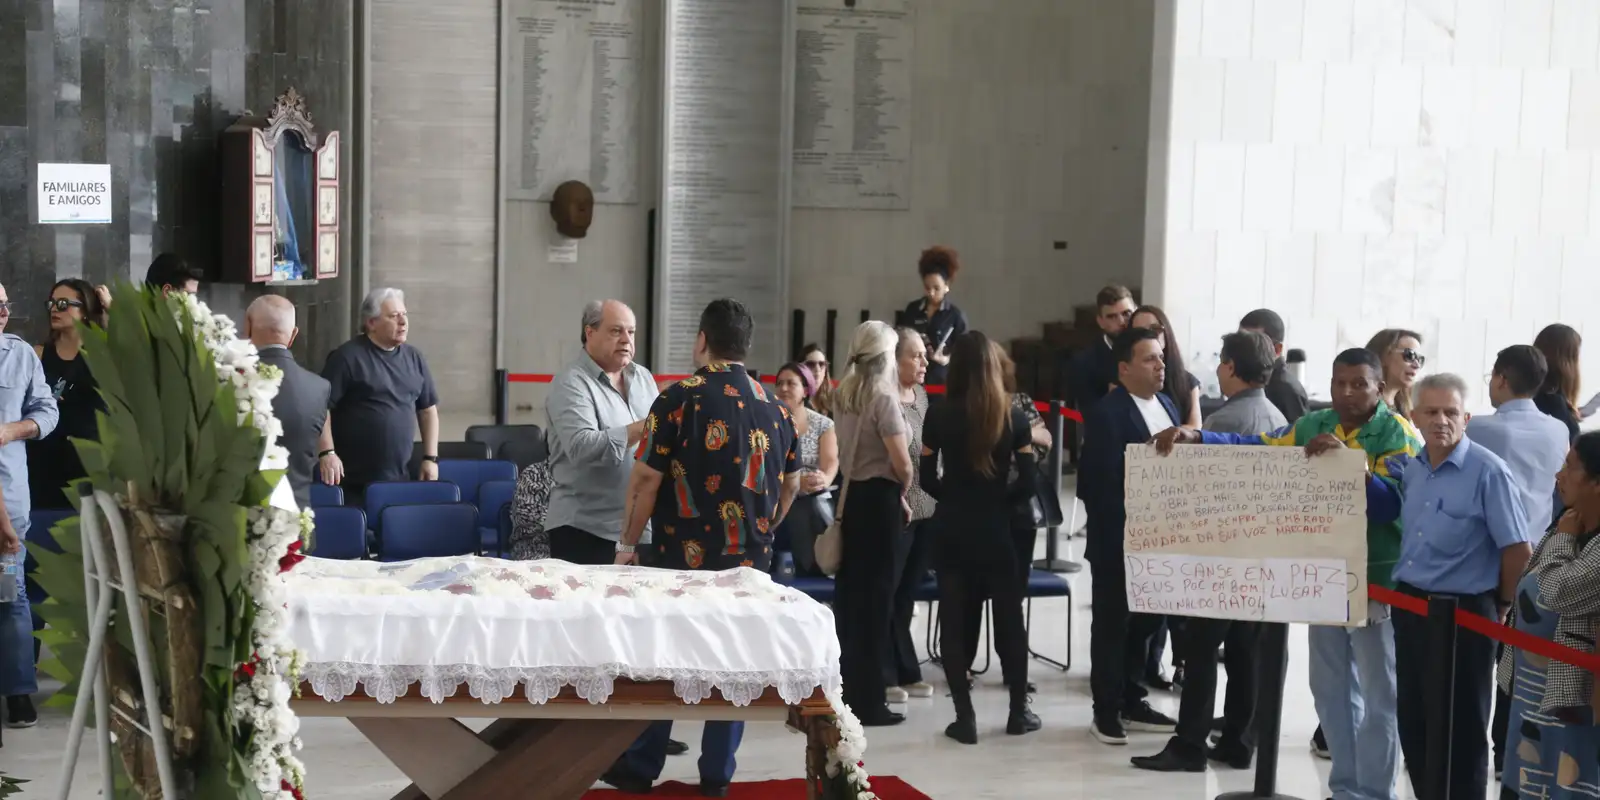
[219,88,340,284]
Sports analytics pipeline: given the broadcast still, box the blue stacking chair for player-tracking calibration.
[310,482,344,507]
[364,480,461,542]
[1024,568,1074,670]
[27,508,76,555]
[377,503,480,562]
[476,479,516,556]
[436,459,517,506]
[498,505,515,558]
[309,506,367,560]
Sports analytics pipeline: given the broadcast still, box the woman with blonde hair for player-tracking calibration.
[1366,328,1425,418]
[920,331,1041,743]
[1533,323,1583,442]
[833,320,914,726]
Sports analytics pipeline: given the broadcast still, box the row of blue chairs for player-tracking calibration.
[310,476,517,560]
[312,459,518,509]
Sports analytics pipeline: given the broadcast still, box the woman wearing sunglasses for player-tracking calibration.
[797,342,837,418]
[1367,328,1425,419]
[26,279,107,510]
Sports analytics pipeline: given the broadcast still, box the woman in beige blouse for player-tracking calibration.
[886,327,935,702]
[834,321,915,727]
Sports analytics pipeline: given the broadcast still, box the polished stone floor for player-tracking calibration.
[5,510,1493,799]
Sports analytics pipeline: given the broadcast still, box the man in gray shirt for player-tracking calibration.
[545,300,658,565]
[1132,331,1285,772]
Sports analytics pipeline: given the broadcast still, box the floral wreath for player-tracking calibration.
[812,690,879,800]
[183,293,314,799]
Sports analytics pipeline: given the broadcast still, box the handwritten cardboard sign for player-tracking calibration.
[1123,443,1369,625]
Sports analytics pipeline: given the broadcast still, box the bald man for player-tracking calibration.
[545,299,660,564]
[245,295,330,509]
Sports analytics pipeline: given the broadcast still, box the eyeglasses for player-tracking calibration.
[804,359,827,370]
[0,302,11,313]
[47,298,85,313]
[1399,348,1426,367]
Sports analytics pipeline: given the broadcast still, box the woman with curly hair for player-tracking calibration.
[901,245,969,389]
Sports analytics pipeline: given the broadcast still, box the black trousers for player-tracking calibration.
[958,523,1036,682]
[1393,583,1498,800]
[1174,618,1260,750]
[835,479,903,715]
[936,525,1029,710]
[548,525,619,566]
[1088,555,1159,720]
[886,520,934,686]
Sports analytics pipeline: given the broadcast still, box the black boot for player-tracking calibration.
[1006,695,1041,736]
[945,692,978,745]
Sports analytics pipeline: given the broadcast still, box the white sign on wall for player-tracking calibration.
[37,163,112,224]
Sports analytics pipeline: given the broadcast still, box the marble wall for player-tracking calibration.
[0,0,352,364]
[1145,0,1600,407]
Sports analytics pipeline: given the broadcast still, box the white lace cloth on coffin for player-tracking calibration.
[284,556,842,708]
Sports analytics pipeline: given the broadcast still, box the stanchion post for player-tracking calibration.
[1424,595,1458,800]
[494,368,509,426]
[1217,621,1303,800]
[1032,401,1081,574]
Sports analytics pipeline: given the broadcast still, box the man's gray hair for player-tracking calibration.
[1416,372,1469,403]
[580,299,604,344]
[359,287,405,326]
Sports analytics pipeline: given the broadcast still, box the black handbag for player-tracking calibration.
[1011,460,1063,530]
[784,491,836,576]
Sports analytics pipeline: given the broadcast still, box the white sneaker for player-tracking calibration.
[885,686,909,703]
[902,681,934,698]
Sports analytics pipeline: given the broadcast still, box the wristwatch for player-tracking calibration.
[318,449,336,459]
[615,542,636,554]
[421,455,439,463]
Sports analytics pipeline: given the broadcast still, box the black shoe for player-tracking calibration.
[665,738,689,756]
[1207,737,1254,769]
[1090,714,1128,745]
[1120,700,1177,733]
[1006,704,1042,736]
[698,784,729,798]
[1130,739,1206,772]
[600,765,654,794]
[857,707,906,727]
[945,715,978,745]
[4,696,36,729]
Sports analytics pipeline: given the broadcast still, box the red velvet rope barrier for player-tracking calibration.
[1367,584,1600,674]
[503,372,1086,423]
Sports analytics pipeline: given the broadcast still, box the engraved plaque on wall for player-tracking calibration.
[655,0,794,374]
[792,0,913,210]
[502,0,643,203]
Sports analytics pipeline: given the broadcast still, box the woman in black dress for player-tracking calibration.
[28,278,106,509]
[900,246,969,389]
[1533,323,1582,442]
[920,331,1040,744]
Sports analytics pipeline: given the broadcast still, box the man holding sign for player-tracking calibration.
[1131,331,1286,772]
[1153,348,1418,800]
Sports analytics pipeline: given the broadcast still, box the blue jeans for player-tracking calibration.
[620,720,743,787]
[1308,602,1398,800]
[2,521,37,697]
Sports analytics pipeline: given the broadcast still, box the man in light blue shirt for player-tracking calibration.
[545,300,659,565]
[1468,345,1572,538]
[0,283,62,728]
[1391,374,1531,800]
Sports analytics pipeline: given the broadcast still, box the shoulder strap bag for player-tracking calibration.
[814,408,870,577]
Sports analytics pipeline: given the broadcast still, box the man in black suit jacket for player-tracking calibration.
[246,296,330,510]
[1077,327,1180,746]
[1069,284,1137,415]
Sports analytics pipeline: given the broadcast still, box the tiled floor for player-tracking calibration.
[5,506,1492,799]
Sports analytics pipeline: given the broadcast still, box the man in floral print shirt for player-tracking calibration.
[604,298,799,797]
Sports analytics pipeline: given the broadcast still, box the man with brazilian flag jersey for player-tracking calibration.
[1155,348,1420,800]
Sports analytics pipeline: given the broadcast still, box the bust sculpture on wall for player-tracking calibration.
[551,180,595,238]
[219,87,341,283]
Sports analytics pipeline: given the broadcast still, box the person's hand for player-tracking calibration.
[614,550,639,566]
[901,496,913,522]
[0,519,18,555]
[930,344,950,366]
[1150,426,1199,455]
[95,284,112,309]
[0,425,13,447]
[319,452,344,485]
[801,471,828,494]
[1303,433,1345,459]
[1556,509,1585,536]
[419,459,439,481]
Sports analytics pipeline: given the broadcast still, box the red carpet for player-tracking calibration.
[584,777,932,799]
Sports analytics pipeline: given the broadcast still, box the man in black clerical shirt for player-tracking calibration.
[317,287,441,503]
